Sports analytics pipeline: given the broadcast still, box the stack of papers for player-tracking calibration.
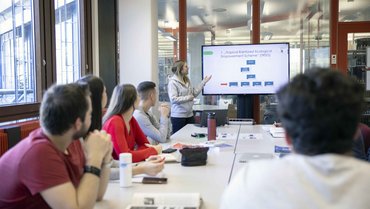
[269,127,285,138]
[200,140,232,148]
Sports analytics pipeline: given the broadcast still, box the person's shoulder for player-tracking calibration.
[168,75,181,84]
[332,154,370,168]
[14,136,60,166]
[105,114,123,124]
[18,129,54,152]
[133,109,146,118]
[0,132,51,165]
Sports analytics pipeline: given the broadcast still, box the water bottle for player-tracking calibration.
[207,112,216,141]
[119,153,132,187]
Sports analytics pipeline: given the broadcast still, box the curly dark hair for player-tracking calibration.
[277,68,365,155]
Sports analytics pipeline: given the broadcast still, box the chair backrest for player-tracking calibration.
[359,123,370,153]
[0,130,8,157]
[20,121,40,139]
[227,104,237,119]
[0,120,40,157]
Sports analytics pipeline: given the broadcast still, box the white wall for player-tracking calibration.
[118,0,158,87]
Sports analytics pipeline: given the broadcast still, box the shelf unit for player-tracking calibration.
[349,38,370,126]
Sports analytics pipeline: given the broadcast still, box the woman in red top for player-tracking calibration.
[102,84,162,162]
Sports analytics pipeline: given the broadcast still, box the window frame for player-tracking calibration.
[0,0,92,123]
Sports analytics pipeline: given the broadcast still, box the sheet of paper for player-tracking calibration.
[238,133,263,140]
[217,133,237,140]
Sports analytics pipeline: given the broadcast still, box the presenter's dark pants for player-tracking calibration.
[171,116,195,134]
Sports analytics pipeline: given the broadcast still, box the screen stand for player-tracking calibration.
[237,95,253,118]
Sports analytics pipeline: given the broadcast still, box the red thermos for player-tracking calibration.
[207,112,216,140]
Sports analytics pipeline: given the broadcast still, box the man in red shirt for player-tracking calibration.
[0,83,113,209]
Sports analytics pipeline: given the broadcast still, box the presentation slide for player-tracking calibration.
[202,43,290,95]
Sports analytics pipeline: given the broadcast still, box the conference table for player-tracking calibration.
[94,124,288,209]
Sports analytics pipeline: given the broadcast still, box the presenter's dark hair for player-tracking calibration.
[40,83,90,135]
[276,68,364,155]
[78,75,105,132]
[137,81,156,100]
[103,84,137,124]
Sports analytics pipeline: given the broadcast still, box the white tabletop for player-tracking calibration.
[235,125,288,154]
[94,124,288,209]
[193,104,228,111]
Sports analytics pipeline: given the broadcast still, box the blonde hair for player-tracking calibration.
[171,60,189,84]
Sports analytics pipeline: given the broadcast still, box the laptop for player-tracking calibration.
[194,109,228,127]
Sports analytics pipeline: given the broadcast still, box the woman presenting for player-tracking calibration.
[168,60,212,133]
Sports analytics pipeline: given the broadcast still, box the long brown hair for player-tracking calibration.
[171,60,189,84]
[102,84,137,124]
[77,75,105,132]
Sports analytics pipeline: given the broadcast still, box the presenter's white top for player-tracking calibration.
[168,75,206,118]
[220,154,370,209]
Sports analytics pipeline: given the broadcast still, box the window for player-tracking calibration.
[0,0,92,122]
[55,0,81,84]
[0,0,36,106]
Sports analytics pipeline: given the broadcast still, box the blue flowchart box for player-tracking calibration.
[240,67,250,72]
[246,60,256,65]
[253,82,262,86]
[241,82,250,87]
[264,81,274,86]
[247,74,256,79]
[229,82,238,87]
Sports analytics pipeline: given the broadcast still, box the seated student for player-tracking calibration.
[0,83,112,209]
[133,81,171,144]
[102,84,162,163]
[352,125,367,161]
[220,68,370,209]
[78,76,164,177]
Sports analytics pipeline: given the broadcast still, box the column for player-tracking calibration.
[118,0,158,86]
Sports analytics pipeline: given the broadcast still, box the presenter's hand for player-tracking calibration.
[84,130,112,167]
[187,95,195,101]
[145,143,163,154]
[204,75,212,83]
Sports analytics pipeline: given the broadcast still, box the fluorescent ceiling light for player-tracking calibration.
[162,33,177,41]
[158,27,177,42]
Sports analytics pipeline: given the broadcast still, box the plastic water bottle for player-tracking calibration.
[207,112,216,141]
[119,153,132,187]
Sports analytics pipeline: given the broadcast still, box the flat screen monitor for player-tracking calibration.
[194,109,228,127]
[202,43,290,95]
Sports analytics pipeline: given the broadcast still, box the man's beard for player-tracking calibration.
[72,122,89,139]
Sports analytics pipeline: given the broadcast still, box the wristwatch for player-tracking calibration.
[84,165,101,177]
